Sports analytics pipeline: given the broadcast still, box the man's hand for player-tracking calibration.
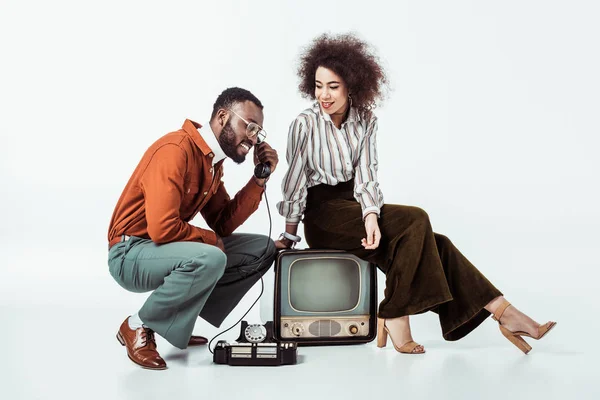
[215,235,225,252]
[361,213,381,250]
[253,142,279,174]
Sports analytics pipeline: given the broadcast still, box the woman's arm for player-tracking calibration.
[276,117,310,249]
[354,117,384,250]
[354,116,384,218]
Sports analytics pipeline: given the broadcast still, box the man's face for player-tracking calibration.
[218,101,264,164]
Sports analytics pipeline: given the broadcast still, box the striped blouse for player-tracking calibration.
[277,103,385,224]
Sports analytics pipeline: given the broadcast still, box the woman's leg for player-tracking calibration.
[432,233,503,340]
[305,201,453,314]
[304,201,452,350]
[306,199,508,341]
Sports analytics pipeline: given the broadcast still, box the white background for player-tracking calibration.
[1,1,599,399]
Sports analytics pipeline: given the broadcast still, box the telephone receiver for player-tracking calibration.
[253,141,271,179]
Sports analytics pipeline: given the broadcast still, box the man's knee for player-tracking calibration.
[205,246,227,278]
[261,238,277,266]
[184,246,227,278]
[247,234,277,261]
[249,236,276,274]
[265,238,277,259]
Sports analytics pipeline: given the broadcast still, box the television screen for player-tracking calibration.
[289,258,360,313]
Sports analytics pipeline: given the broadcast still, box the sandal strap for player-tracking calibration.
[399,341,422,354]
[492,301,511,322]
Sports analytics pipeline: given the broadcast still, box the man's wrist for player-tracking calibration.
[253,176,266,187]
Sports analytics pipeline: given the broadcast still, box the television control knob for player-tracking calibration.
[348,324,359,335]
[290,323,304,337]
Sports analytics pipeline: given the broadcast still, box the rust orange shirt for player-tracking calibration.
[108,119,264,248]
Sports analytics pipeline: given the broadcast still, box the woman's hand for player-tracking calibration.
[276,224,300,250]
[275,238,293,250]
[361,213,381,250]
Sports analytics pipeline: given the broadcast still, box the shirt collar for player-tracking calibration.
[199,122,227,165]
[312,102,361,125]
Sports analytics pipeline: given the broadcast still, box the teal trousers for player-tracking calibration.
[108,233,276,349]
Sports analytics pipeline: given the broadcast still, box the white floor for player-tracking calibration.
[2,244,598,400]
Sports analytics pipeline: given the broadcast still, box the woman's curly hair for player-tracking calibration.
[297,33,388,119]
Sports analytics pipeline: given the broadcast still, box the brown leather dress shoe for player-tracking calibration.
[116,318,167,370]
[188,335,209,346]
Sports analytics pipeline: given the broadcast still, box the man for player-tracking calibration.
[107,87,279,370]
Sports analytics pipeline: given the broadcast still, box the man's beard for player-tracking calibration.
[218,121,246,164]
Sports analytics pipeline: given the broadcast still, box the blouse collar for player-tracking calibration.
[312,102,361,125]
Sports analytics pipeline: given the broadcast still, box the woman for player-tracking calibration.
[275,33,555,354]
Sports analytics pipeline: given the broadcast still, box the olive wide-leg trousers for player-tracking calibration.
[303,180,502,341]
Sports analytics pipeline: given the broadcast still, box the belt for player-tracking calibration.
[108,234,131,250]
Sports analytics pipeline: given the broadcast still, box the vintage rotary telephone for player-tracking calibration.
[213,321,297,366]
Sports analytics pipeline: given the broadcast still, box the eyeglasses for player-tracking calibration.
[230,110,267,144]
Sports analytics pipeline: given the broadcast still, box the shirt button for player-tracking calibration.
[209,168,213,173]
[203,191,208,196]
[187,189,191,193]
[209,153,214,158]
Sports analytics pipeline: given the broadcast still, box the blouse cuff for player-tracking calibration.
[362,206,381,220]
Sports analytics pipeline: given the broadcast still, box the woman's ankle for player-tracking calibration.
[485,296,506,314]
[384,316,413,340]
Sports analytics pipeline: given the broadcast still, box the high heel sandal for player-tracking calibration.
[377,317,425,354]
[492,300,557,355]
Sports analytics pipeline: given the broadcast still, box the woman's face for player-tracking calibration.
[315,66,349,116]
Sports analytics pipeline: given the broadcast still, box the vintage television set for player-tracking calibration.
[273,249,377,345]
